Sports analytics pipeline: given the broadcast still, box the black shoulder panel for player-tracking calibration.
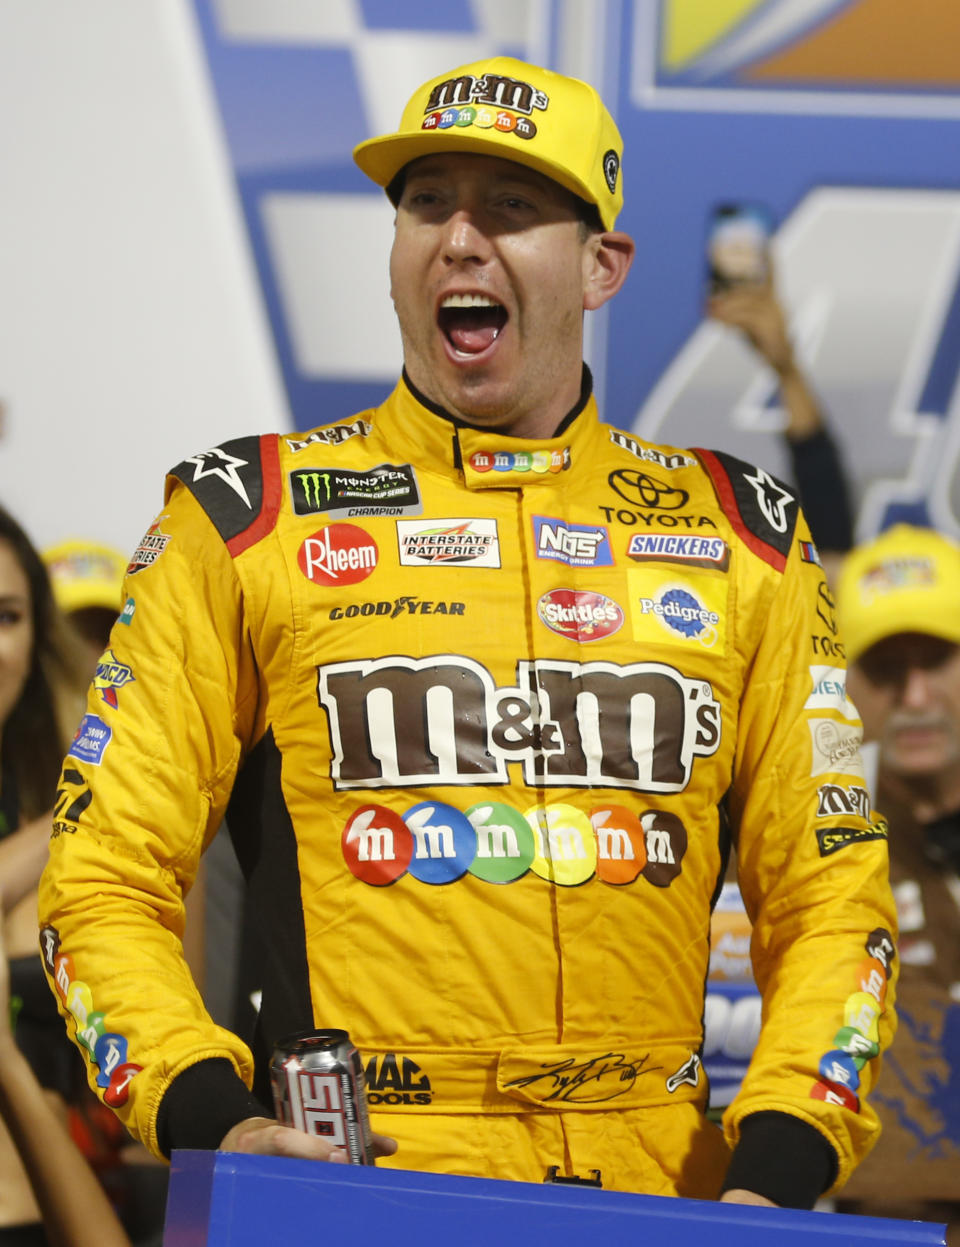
[695,447,799,573]
[169,435,267,545]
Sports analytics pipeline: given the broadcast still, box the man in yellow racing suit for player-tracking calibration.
[38,56,896,1209]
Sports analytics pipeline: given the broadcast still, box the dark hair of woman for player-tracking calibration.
[0,504,87,820]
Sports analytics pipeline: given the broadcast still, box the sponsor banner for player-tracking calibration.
[628,570,727,651]
[600,507,718,530]
[126,519,171,575]
[608,429,695,469]
[816,819,889,857]
[93,649,135,710]
[816,580,839,635]
[318,653,721,793]
[607,468,689,511]
[397,518,500,567]
[364,1053,433,1106]
[41,926,140,1105]
[805,665,858,717]
[67,715,112,766]
[537,589,624,642]
[808,717,865,779]
[626,532,729,570]
[466,447,570,478]
[52,766,92,835]
[533,516,613,567]
[341,798,687,889]
[298,524,378,586]
[329,598,465,621]
[290,464,421,518]
[286,420,371,453]
[816,782,871,820]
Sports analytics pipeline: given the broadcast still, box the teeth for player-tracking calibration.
[441,293,500,309]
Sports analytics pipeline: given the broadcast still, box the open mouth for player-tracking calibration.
[438,293,508,356]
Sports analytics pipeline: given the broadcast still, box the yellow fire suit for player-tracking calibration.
[38,374,896,1204]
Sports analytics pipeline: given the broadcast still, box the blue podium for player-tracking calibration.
[163,1150,948,1246]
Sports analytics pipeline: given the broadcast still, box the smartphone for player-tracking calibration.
[706,202,772,294]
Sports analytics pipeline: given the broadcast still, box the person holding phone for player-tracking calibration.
[707,204,854,581]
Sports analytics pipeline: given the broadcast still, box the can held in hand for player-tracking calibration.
[270,1028,374,1164]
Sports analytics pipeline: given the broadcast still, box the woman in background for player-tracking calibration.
[0,503,100,1244]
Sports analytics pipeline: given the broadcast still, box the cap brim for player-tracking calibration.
[847,610,960,664]
[353,131,606,227]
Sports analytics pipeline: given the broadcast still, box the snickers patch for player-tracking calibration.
[626,533,729,570]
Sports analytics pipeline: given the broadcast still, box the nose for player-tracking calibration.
[900,664,937,709]
[441,209,492,266]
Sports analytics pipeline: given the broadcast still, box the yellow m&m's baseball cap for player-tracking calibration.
[836,524,960,663]
[353,57,624,230]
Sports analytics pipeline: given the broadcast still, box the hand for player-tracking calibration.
[707,281,794,377]
[720,1188,778,1207]
[219,1116,397,1164]
[0,809,54,913]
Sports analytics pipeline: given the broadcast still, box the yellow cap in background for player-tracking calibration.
[43,539,126,616]
[835,524,960,664]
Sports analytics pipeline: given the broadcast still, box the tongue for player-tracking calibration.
[449,323,500,354]
[443,307,503,355]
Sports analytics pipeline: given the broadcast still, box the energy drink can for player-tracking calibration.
[270,1028,374,1164]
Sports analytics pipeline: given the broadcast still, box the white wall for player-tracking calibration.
[0,0,290,556]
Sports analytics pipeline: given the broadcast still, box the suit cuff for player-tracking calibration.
[155,1057,269,1158]
[722,1111,838,1208]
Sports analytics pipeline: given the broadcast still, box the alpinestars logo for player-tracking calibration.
[666,1053,701,1093]
[743,466,793,533]
[363,1053,432,1106]
[184,447,252,508]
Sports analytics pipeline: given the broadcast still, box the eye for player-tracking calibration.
[0,607,25,627]
[403,185,448,214]
[499,194,535,213]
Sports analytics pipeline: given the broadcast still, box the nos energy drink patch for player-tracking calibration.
[628,569,728,652]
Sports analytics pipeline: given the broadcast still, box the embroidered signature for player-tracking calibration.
[504,1052,663,1103]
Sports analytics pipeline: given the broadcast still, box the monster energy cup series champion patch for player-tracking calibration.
[289,464,422,519]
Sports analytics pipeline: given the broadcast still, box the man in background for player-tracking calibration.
[837,524,960,1221]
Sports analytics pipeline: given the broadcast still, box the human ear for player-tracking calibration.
[582,231,635,311]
